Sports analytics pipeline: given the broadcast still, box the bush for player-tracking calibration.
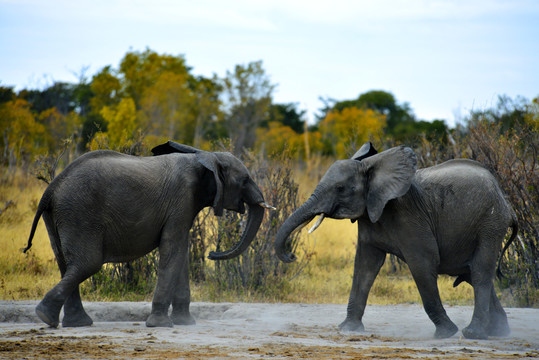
[191,149,311,300]
[465,120,539,306]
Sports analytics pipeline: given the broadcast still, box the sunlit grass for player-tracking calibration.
[282,217,474,305]
[0,173,57,300]
[1,169,474,306]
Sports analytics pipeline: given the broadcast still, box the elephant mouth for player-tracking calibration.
[237,201,246,214]
[308,209,361,233]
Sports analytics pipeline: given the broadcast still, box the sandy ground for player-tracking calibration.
[0,301,538,359]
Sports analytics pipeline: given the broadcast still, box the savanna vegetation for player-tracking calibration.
[1,48,537,307]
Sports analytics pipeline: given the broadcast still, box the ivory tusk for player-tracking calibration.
[308,214,325,234]
[259,202,277,211]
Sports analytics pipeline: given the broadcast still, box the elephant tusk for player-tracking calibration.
[308,214,325,234]
[259,202,277,211]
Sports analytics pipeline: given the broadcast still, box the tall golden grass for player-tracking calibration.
[0,172,57,300]
[0,166,474,306]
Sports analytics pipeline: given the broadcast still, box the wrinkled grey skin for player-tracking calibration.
[24,141,268,329]
[275,142,517,340]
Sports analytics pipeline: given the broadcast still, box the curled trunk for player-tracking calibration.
[274,197,318,263]
[207,204,265,260]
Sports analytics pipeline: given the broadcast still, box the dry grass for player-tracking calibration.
[283,217,474,305]
[0,172,58,300]
[0,168,474,306]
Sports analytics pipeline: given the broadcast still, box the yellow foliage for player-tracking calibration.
[139,71,195,142]
[0,99,45,160]
[88,131,110,151]
[255,122,325,161]
[319,107,386,158]
[38,108,82,151]
[524,97,539,131]
[89,66,121,113]
[255,122,302,155]
[100,97,138,147]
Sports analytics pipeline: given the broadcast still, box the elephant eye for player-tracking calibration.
[336,185,345,193]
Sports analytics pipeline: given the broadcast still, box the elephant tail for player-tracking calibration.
[22,191,51,253]
[495,214,519,280]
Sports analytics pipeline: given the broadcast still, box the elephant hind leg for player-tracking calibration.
[37,263,101,328]
[462,230,504,340]
[62,286,93,327]
[487,286,510,337]
[407,260,458,338]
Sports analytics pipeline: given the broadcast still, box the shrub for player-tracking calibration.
[465,120,538,306]
[191,149,311,300]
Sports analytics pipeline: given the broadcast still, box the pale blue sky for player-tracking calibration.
[1,0,538,126]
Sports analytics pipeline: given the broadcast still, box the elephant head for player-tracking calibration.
[152,141,275,260]
[275,142,417,263]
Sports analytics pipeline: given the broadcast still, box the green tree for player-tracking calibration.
[189,75,224,148]
[322,90,448,144]
[19,82,76,115]
[264,103,306,134]
[119,48,191,107]
[0,86,15,104]
[468,95,530,133]
[221,60,275,153]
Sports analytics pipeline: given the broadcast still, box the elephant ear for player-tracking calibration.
[363,146,417,223]
[351,141,378,161]
[151,141,199,155]
[195,151,225,217]
[151,141,224,216]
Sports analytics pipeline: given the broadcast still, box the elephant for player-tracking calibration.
[275,142,517,340]
[23,141,275,328]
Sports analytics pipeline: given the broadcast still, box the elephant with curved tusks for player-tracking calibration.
[24,141,275,329]
[275,142,517,340]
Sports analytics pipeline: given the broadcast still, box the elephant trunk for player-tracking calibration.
[207,204,265,260]
[274,196,319,263]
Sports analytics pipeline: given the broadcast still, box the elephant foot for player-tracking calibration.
[462,325,488,340]
[62,311,93,327]
[146,313,173,328]
[338,318,365,332]
[171,311,196,326]
[36,301,60,328]
[434,322,458,339]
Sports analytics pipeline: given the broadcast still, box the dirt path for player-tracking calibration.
[1,301,538,359]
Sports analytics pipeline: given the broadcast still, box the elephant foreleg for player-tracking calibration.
[339,242,385,332]
[146,224,189,328]
[171,241,196,325]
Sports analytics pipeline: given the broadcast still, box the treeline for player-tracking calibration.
[2,48,452,168]
[1,48,538,306]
